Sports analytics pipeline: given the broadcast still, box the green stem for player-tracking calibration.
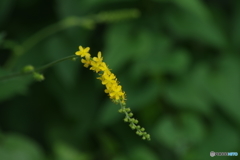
[0,55,79,82]
[5,17,92,69]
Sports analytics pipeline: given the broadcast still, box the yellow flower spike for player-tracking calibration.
[75,46,150,141]
[75,46,90,57]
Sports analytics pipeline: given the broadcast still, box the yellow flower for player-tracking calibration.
[93,52,103,64]
[109,84,124,100]
[90,61,101,73]
[99,62,110,72]
[75,46,90,57]
[90,52,103,73]
[101,72,116,85]
[81,54,91,68]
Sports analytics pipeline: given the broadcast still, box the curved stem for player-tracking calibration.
[0,55,79,82]
[5,17,91,69]
[35,55,79,72]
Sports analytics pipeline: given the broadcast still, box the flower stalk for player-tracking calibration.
[0,55,78,81]
[75,46,151,140]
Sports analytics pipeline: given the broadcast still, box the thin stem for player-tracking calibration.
[4,17,91,69]
[0,55,79,82]
[35,55,78,72]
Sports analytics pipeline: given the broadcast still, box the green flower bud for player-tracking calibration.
[128,113,133,117]
[137,131,143,136]
[125,108,131,112]
[22,65,34,73]
[72,57,77,61]
[145,134,151,140]
[33,72,44,81]
[129,124,135,130]
[134,119,139,124]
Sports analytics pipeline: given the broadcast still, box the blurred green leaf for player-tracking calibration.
[145,48,190,75]
[0,69,32,102]
[44,36,79,89]
[98,100,122,127]
[183,114,239,160]
[0,32,6,46]
[53,142,91,160]
[206,56,240,124]
[154,115,182,148]
[231,1,240,51]
[179,113,206,144]
[56,0,101,18]
[130,33,172,79]
[104,23,135,71]
[165,62,212,114]
[164,49,190,74]
[172,0,210,20]
[0,133,45,160]
[97,131,119,156]
[165,9,226,49]
[125,80,160,109]
[0,0,14,25]
[154,113,206,156]
[130,145,159,160]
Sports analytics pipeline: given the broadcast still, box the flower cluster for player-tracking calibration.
[75,46,150,140]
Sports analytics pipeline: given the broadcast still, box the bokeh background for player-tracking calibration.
[0,0,240,160]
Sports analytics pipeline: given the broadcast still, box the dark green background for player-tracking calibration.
[0,0,240,160]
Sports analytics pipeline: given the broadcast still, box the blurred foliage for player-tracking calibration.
[0,0,240,160]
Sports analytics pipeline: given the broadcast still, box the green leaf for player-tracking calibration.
[53,142,91,160]
[154,115,182,148]
[231,1,240,50]
[44,36,79,89]
[165,9,226,49]
[154,113,206,154]
[125,80,160,109]
[130,145,159,160]
[172,0,210,20]
[183,115,239,160]
[104,23,136,71]
[165,62,212,114]
[98,100,122,127]
[179,113,206,144]
[0,133,45,160]
[0,0,14,25]
[56,0,102,18]
[0,69,32,102]
[0,32,6,46]
[206,56,240,124]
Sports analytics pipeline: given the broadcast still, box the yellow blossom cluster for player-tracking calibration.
[75,46,126,104]
[75,46,150,140]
